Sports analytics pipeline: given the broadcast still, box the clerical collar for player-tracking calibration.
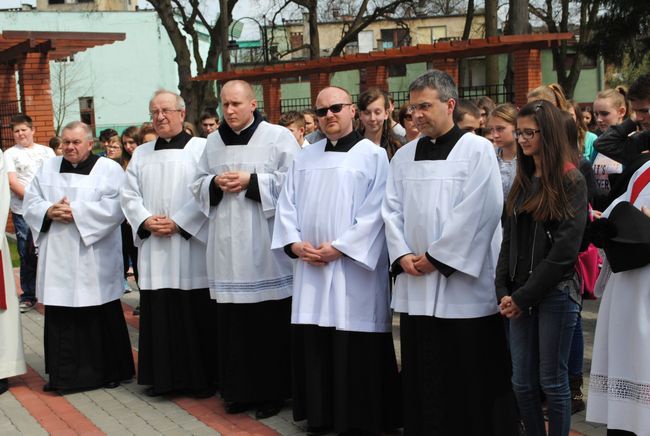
[154,130,193,150]
[60,153,99,175]
[325,130,363,152]
[414,124,464,161]
[218,110,263,145]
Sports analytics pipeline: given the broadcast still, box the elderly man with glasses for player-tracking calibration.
[121,89,216,399]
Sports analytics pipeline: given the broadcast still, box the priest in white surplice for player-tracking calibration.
[382,71,517,435]
[272,86,401,434]
[586,157,650,435]
[0,149,26,395]
[23,121,134,392]
[121,90,216,398]
[192,80,298,419]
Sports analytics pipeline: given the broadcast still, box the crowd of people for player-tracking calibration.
[0,69,649,436]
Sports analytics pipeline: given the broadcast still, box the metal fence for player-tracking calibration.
[258,85,512,117]
[458,84,514,104]
[0,100,21,150]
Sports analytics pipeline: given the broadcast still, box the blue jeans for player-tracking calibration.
[510,285,579,436]
[568,313,583,377]
[12,213,37,303]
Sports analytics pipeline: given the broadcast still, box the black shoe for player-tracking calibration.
[194,387,216,399]
[145,386,163,397]
[0,378,8,395]
[224,401,252,414]
[307,425,332,436]
[133,306,140,316]
[255,401,283,419]
[104,381,120,389]
[43,383,57,392]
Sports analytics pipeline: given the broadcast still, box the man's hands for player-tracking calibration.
[214,171,251,193]
[399,253,436,276]
[499,296,522,319]
[291,241,343,266]
[143,215,178,237]
[46,197,73,223]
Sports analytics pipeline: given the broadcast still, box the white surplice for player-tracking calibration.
[23,156,125,307]
[382,133,503,318]
[192,122,298,303]
[121,138,208,291]
[272,138,391,333]
[0,150,26,380]
[587,161,650,434]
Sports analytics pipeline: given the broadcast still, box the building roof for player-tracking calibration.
[0,30,125,63]
[193,32,573,83]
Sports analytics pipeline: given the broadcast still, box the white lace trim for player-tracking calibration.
[590,374,650,406]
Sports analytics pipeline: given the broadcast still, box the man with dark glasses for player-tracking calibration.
[273,86,401,435]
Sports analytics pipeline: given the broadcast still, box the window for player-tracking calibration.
[48,0,64,4]
[381,29,410,76]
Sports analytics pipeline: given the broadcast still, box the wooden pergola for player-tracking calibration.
[194,32,573,123]
[0,31,125,148]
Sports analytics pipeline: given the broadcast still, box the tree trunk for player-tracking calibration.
[485,0,499,100]
[504,0,529,102]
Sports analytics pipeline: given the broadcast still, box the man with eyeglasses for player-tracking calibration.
[594,73,650,205]
[22,121,134,393]
[192,79,299,419]
[121,89,217,399]
[382,70,518,435]
[272,85,400,435]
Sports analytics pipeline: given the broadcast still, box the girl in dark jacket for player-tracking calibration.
[495,100,588,436]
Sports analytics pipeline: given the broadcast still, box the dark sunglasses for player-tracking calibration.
[314,103,352,117]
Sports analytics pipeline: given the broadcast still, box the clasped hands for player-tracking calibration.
[499,296,522,319]
[47,197,74,223]
[144,215,178,237]
[214,171,251,193]
[291,241,342,266]
[399,253,436,276]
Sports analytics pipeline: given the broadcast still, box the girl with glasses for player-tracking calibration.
[496,100,588,436]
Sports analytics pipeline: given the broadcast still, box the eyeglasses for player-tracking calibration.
[513,129,541,140]
[314,103,352,117]
[406,102,434,114]
[149,108,182,119]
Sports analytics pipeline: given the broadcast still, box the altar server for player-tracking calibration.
[192,80,298,418]
[23,121,134,392]
[0,149,26,395]
[587,157,650,436]
[272,86,401,434]
[121,90,215,398]
[382,70,516,435]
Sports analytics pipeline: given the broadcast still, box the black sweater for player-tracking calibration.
[495,171,588,311]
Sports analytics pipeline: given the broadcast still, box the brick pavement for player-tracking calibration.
[0,270,608,435]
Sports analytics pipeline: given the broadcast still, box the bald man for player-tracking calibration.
[193,80,299,419]
[272,86,401,434]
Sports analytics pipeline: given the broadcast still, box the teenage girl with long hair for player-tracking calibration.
[496,100,588,436]
[357,88,401,160]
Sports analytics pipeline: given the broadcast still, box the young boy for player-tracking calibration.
[4,114,55,312]
[279,111,308,147]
